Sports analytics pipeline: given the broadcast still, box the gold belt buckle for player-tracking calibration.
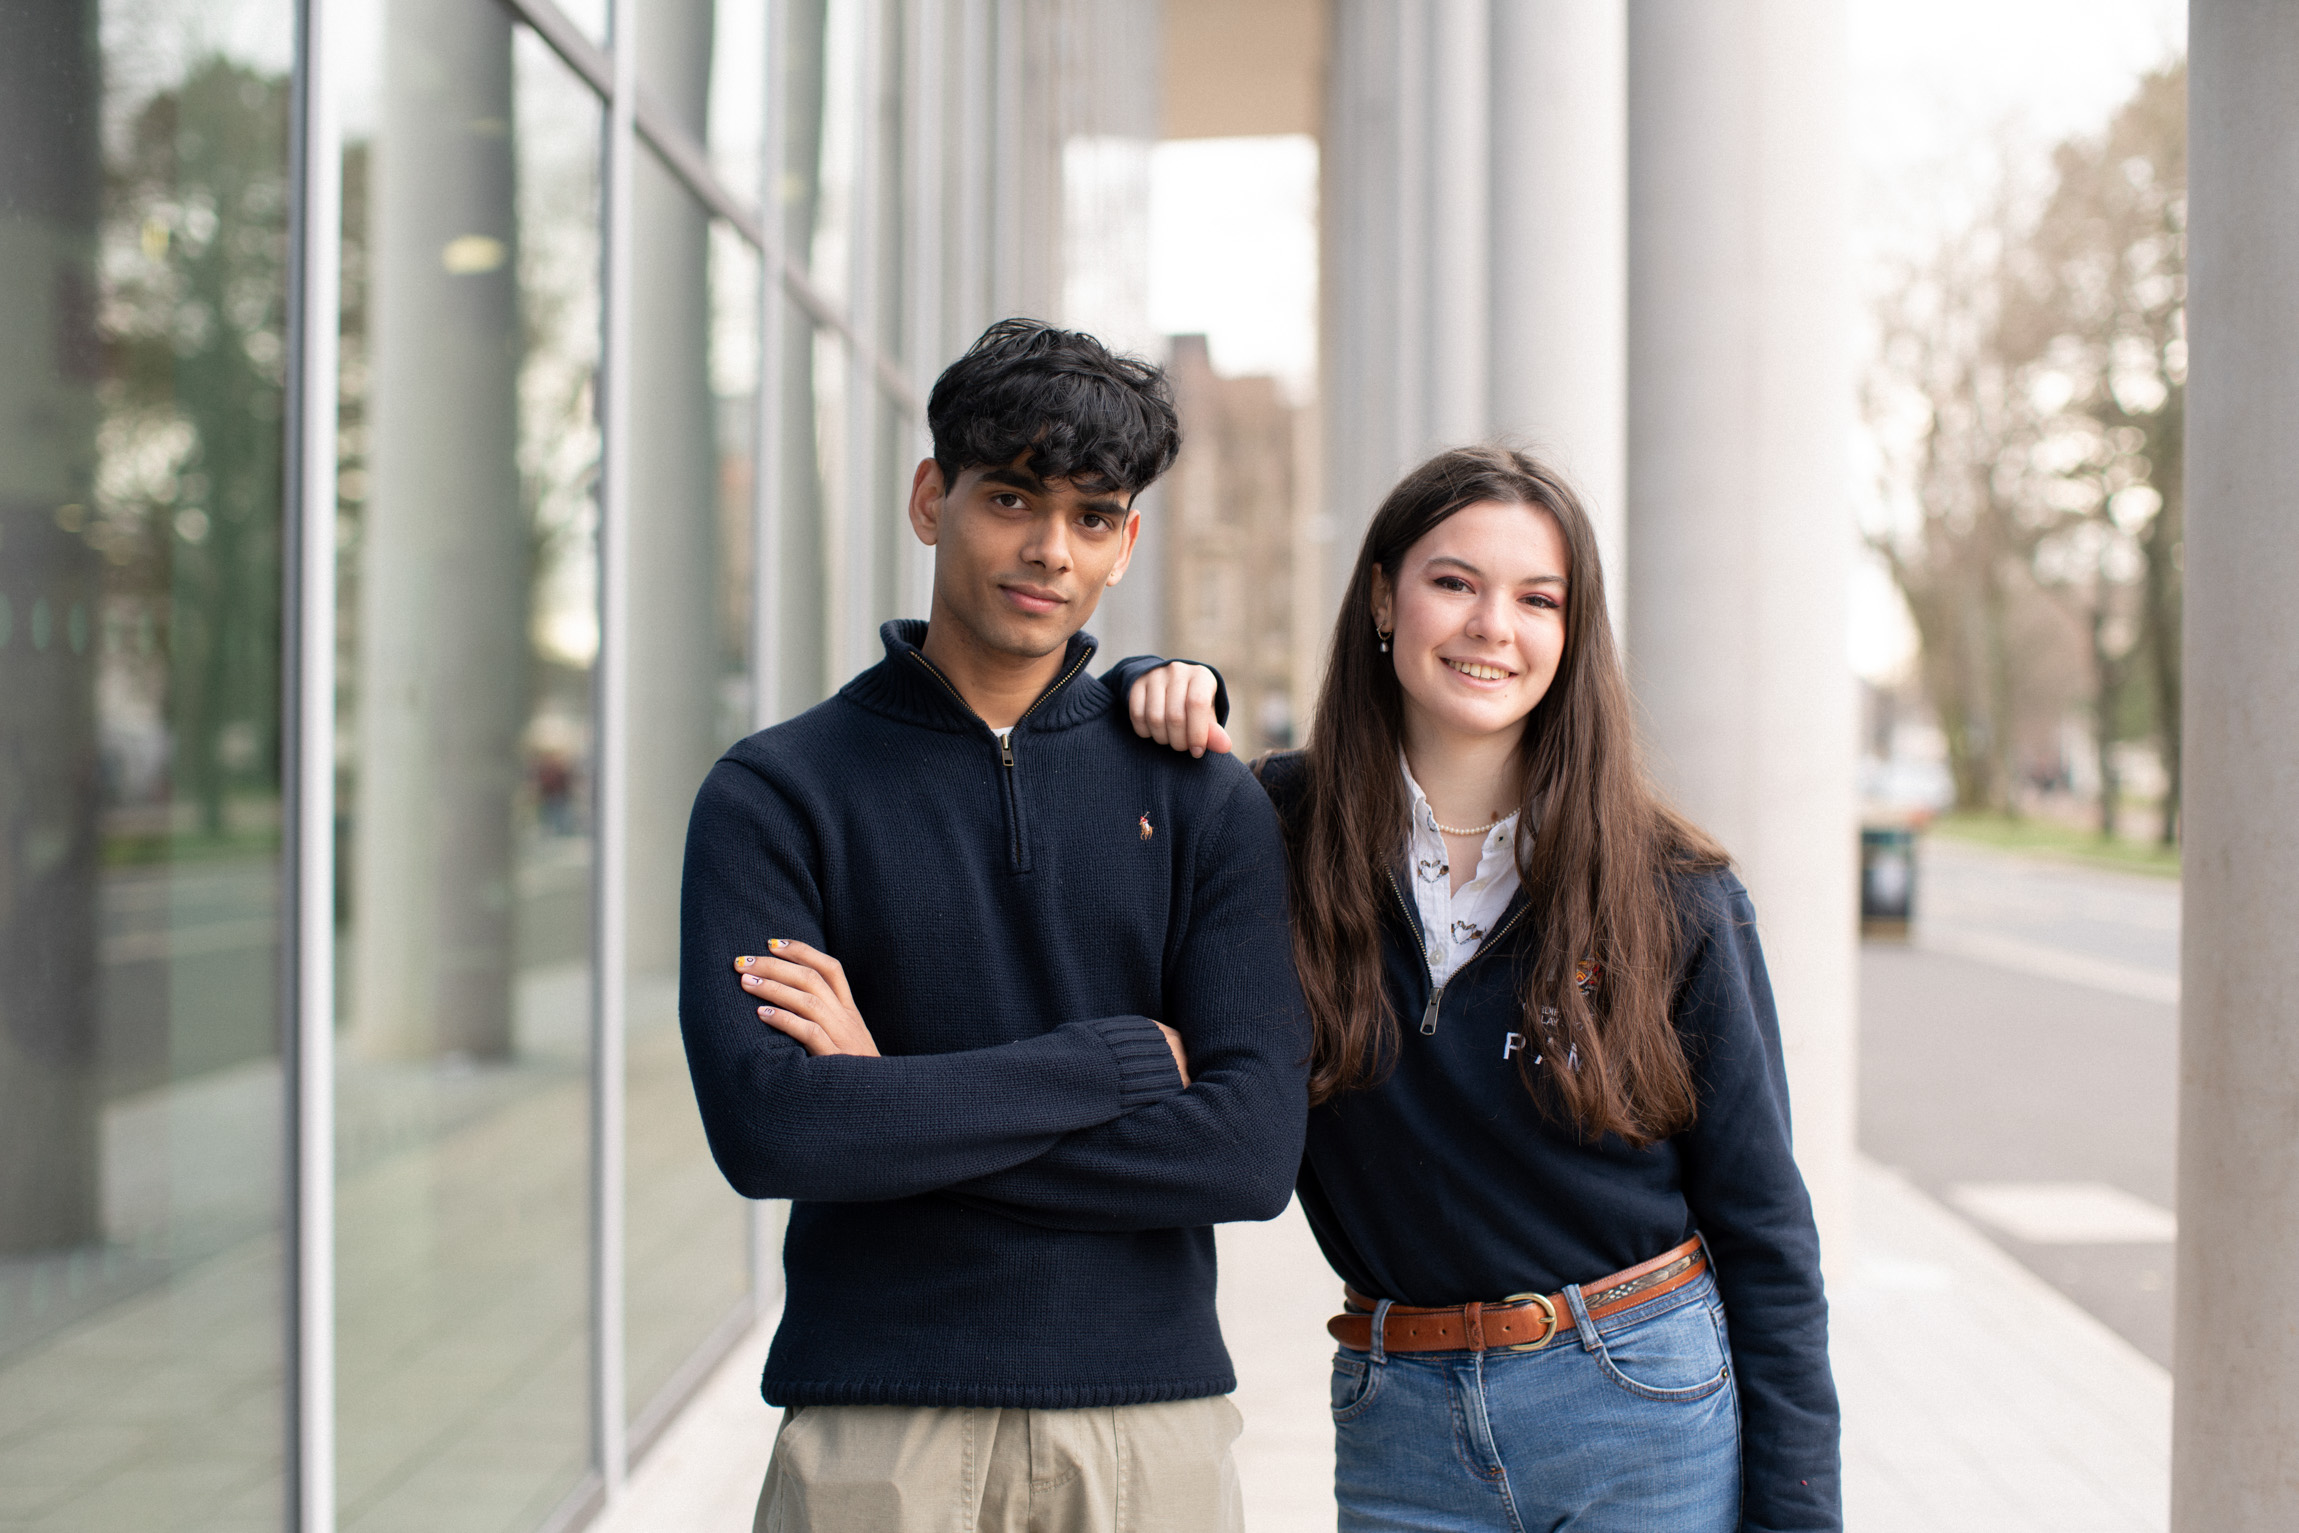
[1501,1291,1561,1351]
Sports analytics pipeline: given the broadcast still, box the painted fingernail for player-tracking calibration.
[758,1005,775,1019]
[768,938,789,951]
[742,974,761,988]
[735,956,754,969]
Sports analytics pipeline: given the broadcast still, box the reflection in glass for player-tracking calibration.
[706,0,766,194]
[0,0,290,1525]
[623,199,758,1432]
[332,15,598,1530]
[353,0,525,1066]
[624,0,722,1007]
[619,0,757,1428]
[768,0,833,712]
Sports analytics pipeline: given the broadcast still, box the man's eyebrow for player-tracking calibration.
[1424,553,1566,586]
[982,465,1130,517]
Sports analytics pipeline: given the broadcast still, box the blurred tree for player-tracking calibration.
[1867,64,2186,842]
[1865,190,2053,813]
[2002,63,2185,844]
[109,61,291,839]
[335,139,369,925]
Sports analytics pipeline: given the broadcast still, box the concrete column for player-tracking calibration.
[1488,0,1626,620]
[1422,0,1488,447]
[1385,1,1430,458]
[1322,0,1501,615]
[622,0,720,977]
[1625,0,1857,1252]
[2173,10,2299,1526]
[1321,0,1408,606]
[989,0,1048,319]
[949,0,995,343]
[772,0,831,712]
[1054,0,1164,660]
[838,0,890,679]
[899,0,948,622]
[867,5,907,637]
[356,0,524,1060]
[0,0,102,1252]
[1013,0,1061,323]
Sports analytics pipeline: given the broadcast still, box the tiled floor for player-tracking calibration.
[0,1231,284,1533]
[599,1157,2172,1533]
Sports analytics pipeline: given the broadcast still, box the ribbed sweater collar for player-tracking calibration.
[839,619,1107,735]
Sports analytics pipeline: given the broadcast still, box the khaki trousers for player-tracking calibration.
[753,1396,1245,1533]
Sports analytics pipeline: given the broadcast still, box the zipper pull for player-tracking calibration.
[1000,732,1014,768]
[1421,987,1443,1035]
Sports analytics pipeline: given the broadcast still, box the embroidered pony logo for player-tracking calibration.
[1139,813,1154,842]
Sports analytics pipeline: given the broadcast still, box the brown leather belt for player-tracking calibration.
[1326,1238,1708,1354]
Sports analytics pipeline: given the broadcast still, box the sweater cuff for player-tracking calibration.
[1086,1015,1185,1109]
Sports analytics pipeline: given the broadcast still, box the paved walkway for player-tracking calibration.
[1834,1161,2167,1532]
[598,1157,2170,1532]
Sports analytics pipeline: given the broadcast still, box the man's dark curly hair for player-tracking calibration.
[928,318,1181,499]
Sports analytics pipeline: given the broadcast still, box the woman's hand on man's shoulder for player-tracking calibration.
[1127,661,1231,758]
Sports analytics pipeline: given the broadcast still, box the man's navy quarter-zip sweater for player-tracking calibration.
[678,620,1310,1409]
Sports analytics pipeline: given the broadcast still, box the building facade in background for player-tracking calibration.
[1162,334,1305,753]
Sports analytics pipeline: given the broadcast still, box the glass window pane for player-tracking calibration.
[332,20,599,1530]
[619,181,758,1427]
[706,0,766,197]
[0,0,293,1525]
[560,0,609,47]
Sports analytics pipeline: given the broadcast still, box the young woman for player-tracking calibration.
[1126,446,1839,1532]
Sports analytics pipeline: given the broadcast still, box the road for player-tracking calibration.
[1859,836,2181,1366]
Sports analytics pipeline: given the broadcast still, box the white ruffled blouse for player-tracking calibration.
[1401,757,1523,988]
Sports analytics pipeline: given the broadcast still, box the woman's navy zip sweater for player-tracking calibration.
[1245,750,1841,1532]
[678,622,1309,1409]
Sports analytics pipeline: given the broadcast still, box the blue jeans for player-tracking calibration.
[1330,1270,1740,1532]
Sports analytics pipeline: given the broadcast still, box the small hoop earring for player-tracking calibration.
[1376,628,1392,654]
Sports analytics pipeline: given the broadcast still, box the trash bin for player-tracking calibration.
[1860,825,1917,941]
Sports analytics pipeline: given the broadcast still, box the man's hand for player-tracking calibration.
[1156,1021,1191,1087]
[735,942,880,1057]
[1127,662,1231,757]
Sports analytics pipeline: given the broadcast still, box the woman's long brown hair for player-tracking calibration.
[1286,445,1727,1146]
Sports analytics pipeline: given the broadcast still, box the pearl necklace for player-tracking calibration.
[1432,813,1507,837]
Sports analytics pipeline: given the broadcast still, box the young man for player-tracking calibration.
[678,319,1309,1533]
